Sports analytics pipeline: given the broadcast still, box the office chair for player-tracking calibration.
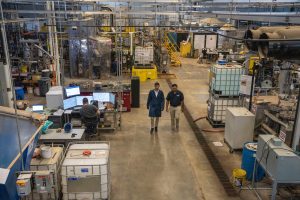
[82,118,98,140]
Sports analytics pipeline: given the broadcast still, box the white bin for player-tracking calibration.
[61,143,110,200]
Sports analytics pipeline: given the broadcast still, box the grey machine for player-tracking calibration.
[256,134,300,200]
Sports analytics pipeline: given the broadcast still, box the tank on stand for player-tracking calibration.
[61,142,110,200]
[207,63,244,127]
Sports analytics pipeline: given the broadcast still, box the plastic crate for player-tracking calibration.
[61,142,110,200]
[207,94,241,123]
[209,64,245,96]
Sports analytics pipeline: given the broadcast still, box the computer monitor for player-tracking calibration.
[32,105,44,112]
[76,96,94,106]
[65,86,80,97]
[63,97,77,109]
[109,93,116,104]
[93,92,110,102]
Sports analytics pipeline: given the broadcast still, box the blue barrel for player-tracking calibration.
[241,142,265,181]
[15,87,25,100]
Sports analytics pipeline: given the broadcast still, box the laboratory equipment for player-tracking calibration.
[256,135,300,200]
[257,135,300,182]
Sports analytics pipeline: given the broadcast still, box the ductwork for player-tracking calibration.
[244,26,300,59]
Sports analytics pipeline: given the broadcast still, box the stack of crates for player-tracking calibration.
[207,64,245,127]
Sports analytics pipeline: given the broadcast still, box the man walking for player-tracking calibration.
[147,82,165,134]
[166,84,184,131]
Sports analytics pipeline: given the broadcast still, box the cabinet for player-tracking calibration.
[225,107,255,150]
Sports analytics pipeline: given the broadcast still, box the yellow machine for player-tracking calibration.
[248,56,259,74]
[180,42,191,58]
[132,65,158,82]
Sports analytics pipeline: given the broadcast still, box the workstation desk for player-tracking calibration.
[38,128,85,147]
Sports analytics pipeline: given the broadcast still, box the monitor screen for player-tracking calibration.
[93,92,110,102]
[76,96,94,106]
[65,86,80,97]
[32,105,44,112]
[63,97,77,109]
[109,93,115,104]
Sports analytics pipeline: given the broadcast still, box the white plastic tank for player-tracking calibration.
[61,143,110,200]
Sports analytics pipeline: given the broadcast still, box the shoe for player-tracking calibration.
[150,128,154,134]
[155,127,158,132]
[171,127,175,132]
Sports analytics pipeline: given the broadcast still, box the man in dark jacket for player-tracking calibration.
[147,82,165,134]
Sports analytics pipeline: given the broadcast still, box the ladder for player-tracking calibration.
[163,32,181,67]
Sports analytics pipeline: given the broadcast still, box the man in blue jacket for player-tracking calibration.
[147,82,165,134]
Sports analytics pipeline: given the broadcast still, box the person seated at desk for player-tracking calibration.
[80,98,99,137]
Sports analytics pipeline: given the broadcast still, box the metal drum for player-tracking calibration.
[241,142,265,181]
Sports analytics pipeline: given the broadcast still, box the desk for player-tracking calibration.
[39,128,85,147]
[206,52,218,62]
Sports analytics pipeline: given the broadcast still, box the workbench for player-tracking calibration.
[38,128,85,147]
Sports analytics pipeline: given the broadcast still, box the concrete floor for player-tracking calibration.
[104,80,236,200]
[25,57,293,200]
[101,58,247,200]
[104,58,289,200]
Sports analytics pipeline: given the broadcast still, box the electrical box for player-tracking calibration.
[35,171,53,193]
[257,135,300,182]
[224,107,255,150]
[16,174,32,197]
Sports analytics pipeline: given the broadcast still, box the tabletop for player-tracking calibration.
[40,128,85,140]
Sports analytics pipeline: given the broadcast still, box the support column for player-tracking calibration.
[47,1,61,86]
[0,2,13,107]
[292,92,300,150]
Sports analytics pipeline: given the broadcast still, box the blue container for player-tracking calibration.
[218,60,227,65]
[15,87,25,100]
[241,142,265,181]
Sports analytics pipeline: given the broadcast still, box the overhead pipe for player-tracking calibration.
[244,26,300,51]
[244,26,300,59]
[258,28,300,59]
